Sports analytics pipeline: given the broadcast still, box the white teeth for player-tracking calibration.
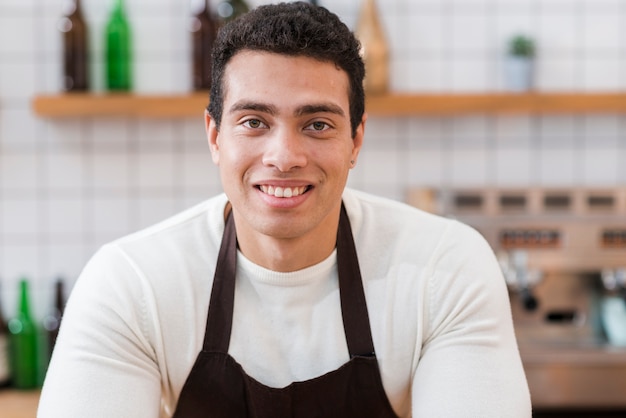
[260,185,307,198]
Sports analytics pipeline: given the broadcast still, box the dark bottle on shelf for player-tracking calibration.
[59,0,89,91]
[216,0,250,25]
[191,0,219,91]
[0,282,11,388]
[8,278,39,389]
[105,0,132,91]
[42,278,66,358]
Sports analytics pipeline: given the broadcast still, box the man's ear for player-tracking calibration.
[205,110,220,165]
[350,113,367,167]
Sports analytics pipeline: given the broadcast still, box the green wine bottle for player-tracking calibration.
[105,0,132,91]
[8,279,39,389]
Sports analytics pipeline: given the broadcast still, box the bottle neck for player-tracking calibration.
[113,0,125,14]
[18,280,32,318]
[0,283,5,324]
[55,280,65,314]
[64,0,82,16]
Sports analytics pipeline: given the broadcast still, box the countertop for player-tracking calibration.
[519,342,626,365]
[0,389,40,418]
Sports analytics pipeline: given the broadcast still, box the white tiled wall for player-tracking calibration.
[1,0,626,315]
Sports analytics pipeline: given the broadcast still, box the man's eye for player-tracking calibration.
[307,121,329,131]
[243,119,266,129]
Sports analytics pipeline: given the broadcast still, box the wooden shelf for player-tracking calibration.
[32,92,210,118]
[368,92,626,116]
[32,92,626,118]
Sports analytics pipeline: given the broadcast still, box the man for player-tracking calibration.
[38,2,531,417]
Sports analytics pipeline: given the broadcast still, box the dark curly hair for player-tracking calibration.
[208,1,365,138]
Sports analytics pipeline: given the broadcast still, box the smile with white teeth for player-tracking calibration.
[259,185,308,198]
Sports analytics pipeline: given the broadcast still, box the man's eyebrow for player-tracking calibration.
[295,103,345,117]
[228,101,278,115]
[227,101,346,118]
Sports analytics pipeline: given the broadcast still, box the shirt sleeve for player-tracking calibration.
[37,245,162,418]
[411,221,532,418]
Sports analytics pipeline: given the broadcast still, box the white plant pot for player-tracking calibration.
[504,56,534,92]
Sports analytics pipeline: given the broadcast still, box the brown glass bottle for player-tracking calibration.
[59,0,89,91]
[0,282,11,388]
[42,278,66,358]
[191,0,219,90]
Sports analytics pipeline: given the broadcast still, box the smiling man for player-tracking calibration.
[209,50,361,272]
[38,2,531,417]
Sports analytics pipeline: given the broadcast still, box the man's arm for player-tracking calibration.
[38,245,162,418]
[412,222,532,417]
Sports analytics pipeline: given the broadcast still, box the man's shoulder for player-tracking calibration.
[343,188,486,251]
[343,188,452,229]
[113,193,227,245]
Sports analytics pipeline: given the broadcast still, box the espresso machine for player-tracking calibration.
[408,187,626,411]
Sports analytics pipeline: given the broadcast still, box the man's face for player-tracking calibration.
[206,51,364,251]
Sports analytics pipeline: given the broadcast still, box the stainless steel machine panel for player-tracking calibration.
[408,187,626,410]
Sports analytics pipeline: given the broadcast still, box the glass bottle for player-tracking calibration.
[42,278,66,358]
[355,0,389,95]
[0,282,11,388]
[8,279,39,389]
[105,0,132,91]
[59,0,89,91]
[191,0,219,90]
[216,0,250,25]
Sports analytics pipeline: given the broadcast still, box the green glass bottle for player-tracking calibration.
[8,279,39,389]
[105,0,132,91]
[216,0,250,25]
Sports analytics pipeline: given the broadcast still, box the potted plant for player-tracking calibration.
[505,34,535,92]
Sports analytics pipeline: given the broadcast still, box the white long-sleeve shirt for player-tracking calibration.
[38,189,531,417]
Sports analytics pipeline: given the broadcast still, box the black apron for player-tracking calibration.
[172,204,398,417]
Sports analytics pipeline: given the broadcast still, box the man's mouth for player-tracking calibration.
[258,185,310,198]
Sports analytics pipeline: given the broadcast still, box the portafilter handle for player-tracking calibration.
[519,287,539,311]
[499,250,541,311]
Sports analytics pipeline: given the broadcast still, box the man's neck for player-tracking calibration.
[232,211,340,273]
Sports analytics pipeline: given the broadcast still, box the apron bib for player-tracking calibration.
[173,204,398,418]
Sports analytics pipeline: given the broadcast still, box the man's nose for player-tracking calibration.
[262,130,308,172]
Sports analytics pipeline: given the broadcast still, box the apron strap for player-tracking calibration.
[203,202,376,358]
[337,203,376,358]
[203,209,237,352]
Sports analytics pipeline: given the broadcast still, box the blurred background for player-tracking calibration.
[1,0,626,415]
